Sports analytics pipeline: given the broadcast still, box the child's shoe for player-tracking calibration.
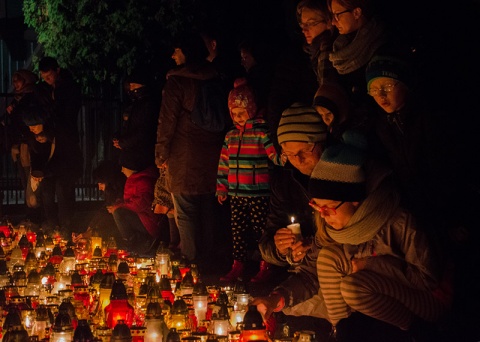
[250,260,273,283]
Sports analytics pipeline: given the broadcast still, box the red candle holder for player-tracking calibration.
[26,231,37,244]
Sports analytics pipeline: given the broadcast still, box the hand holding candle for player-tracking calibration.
[287,216,302,242]
[286,217,303,267]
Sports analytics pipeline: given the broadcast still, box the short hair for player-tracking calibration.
[327,0,374,20]
[297,0,332,22]
[173,32,209,64]
[38,57,59,72]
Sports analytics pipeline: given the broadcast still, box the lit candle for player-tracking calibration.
[287,217,301,237]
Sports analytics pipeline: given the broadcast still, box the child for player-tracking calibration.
[217,78,282,283]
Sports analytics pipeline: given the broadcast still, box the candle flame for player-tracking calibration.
[290,216,295,224]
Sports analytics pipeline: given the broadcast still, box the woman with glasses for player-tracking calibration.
[326,0,394,111]
[296,0,337,88]
[309,142,451,340]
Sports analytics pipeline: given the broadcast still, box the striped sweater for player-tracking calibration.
[216,118,282,197]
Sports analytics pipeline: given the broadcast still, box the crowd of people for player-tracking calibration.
[1,0,480,340]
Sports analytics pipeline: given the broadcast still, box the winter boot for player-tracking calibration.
[220,260,245,282]
[250,260,273,283]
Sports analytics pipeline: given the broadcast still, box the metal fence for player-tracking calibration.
[1,95,124,208]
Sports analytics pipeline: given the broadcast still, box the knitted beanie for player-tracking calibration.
[228,78,257,119]
[313,83,350,125]
[365,55,411,89]
[309,143,366,201]
[277,103,328,145]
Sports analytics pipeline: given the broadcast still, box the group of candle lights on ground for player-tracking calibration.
[0,219,280,342]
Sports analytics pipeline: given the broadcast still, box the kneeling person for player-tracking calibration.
[109,160,161,257]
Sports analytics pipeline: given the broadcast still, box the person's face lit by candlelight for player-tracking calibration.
[310,198,359,229]
[172,48,186,66]
[330,0,364,35]
[299,7,330,45]
[368,77,409,114]
[280,141,323,176]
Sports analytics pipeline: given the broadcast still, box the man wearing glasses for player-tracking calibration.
[253,103,329,327]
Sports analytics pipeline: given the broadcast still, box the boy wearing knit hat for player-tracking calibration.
[308,142,450,339]
[217,78,281,283]
[365,53,475,262]
[365,55,412,114]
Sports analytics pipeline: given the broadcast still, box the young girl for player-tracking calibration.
[217,78,282,283]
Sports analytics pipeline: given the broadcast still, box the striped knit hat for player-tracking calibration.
[309,142,366,201]
[277,103,328,145]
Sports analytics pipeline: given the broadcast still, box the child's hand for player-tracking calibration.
[217,195,227,204]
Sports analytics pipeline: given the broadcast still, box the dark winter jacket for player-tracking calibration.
[118,87,160,171]
[42,68,82,142]
[28,124,83,182]
[155,62,225,195]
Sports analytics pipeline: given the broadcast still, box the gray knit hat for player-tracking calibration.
[277,103,328,145]
[309,143,366,201]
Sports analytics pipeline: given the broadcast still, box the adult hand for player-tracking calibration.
[274,228,296,255]
[72,232,81,243]
[251,293,284,320]
[153,204,169,214]
[72,227,92,243]
[289,238,312,262]
[112,138,122,149]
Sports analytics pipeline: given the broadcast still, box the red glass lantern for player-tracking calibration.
[104,279,134,329]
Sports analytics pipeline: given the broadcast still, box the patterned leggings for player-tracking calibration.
[317,244,448,330]
[230,196,269,261]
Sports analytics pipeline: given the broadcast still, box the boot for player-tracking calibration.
[250,260,273,283]
[220,260,245,282]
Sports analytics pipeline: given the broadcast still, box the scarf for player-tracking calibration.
[305,31,336,85]
[315,178,400,246]
[329,18,387,75]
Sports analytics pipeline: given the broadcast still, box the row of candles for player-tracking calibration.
[0,220,270,342]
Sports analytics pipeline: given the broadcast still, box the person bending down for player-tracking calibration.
[308,141,452,339]
[109,162,161,257]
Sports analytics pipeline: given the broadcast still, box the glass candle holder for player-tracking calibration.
[50,326,74,342]
[234,293,249,311]
[193,294,209,321]
[212,319,231,337]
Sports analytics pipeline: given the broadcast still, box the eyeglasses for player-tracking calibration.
[299,20,326,30]
[367,83,398,97]
[309,200,345,216]
[332,9,351,21]
[281,143,317,159]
